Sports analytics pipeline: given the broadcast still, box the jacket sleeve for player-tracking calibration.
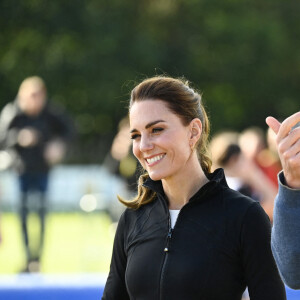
[102,211,130,300]
[241,202,286,300]
[0,103,18,149]
[271,171,300,289]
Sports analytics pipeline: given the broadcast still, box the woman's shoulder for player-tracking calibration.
[208,186,271,238]
[222,185,255,204]
[208,169,260,211]
[220,185,267,219]
[121,197,159,222]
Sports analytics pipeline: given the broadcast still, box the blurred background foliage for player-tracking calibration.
[0,0,299,163]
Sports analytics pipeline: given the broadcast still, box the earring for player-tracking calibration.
[190,142,194,152]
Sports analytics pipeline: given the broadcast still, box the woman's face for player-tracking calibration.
[129,99,193,181]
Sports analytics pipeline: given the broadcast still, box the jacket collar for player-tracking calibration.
[143,168,228,201]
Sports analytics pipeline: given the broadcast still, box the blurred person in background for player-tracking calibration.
[239,126,281,188]
[103,117,137,222]
[210,131,277,222]
[266,112,300,290]
[0,76,74,272]
[266,126,283,184]
[102,76,286,300]
[104,116,138,193]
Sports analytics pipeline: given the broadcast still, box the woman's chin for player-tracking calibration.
[148,171,164,181]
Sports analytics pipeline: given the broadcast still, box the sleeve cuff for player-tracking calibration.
[277,171,300,207]
[278,171,300,191]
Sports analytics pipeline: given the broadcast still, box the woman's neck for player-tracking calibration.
[162,158,209,210]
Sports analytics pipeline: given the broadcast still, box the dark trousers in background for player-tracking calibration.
[18,172,49,268]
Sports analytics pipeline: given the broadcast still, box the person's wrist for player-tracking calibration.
[282,173,300,190]
[285,178,300,189]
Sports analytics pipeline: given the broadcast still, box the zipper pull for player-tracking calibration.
[164,227,173,252]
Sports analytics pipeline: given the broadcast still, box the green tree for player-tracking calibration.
[0,0,299,162]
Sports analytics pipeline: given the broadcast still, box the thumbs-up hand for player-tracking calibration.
[266,112,300,189]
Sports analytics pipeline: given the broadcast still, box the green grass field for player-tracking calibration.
[0,212,115,274]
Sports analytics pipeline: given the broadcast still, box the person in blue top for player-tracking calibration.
[266,111,300,290]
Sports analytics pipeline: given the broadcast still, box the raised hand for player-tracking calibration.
[266,111,300,189]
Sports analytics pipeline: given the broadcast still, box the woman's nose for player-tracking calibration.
[139,136,154,152]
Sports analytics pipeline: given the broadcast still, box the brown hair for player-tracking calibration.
[118,76,211,209]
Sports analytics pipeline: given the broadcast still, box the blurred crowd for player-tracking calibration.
[210,126,281,223]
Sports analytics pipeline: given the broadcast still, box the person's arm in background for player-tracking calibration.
[0,102,18,149]
[44,104,76,165]
[0,102,40,149]
[266,111,300,289]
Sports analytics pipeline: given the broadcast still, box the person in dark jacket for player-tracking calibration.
[102,76,286,299]
[0,76,73,272]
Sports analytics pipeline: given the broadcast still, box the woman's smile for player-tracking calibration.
[145,154,166,166]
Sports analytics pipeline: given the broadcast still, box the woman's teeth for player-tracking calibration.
[146,154,164,164]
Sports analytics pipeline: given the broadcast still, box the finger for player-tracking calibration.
[280,126,300,153]
[266,116,281,135]
[277,111,300,140]
[282,136,300,159]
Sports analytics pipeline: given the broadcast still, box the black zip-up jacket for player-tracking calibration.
[102,169,286,300]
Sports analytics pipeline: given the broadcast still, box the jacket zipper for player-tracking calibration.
[159,204,188,299]
[159,214,172,300]
[164,223,173,252]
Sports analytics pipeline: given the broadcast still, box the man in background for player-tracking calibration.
[0,76,73,272]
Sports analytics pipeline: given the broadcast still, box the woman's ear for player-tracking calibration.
[189,118,202,148]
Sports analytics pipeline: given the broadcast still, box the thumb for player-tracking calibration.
[266,116,281,135]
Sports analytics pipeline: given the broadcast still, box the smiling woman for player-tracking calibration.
[119,76,211,210]
[102,76,286,300]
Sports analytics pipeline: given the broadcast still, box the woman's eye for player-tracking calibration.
[152,128,163,134]
[131,134,140,140]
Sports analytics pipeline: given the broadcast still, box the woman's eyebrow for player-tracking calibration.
[145,120,165,129]
[130,120,166,133]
